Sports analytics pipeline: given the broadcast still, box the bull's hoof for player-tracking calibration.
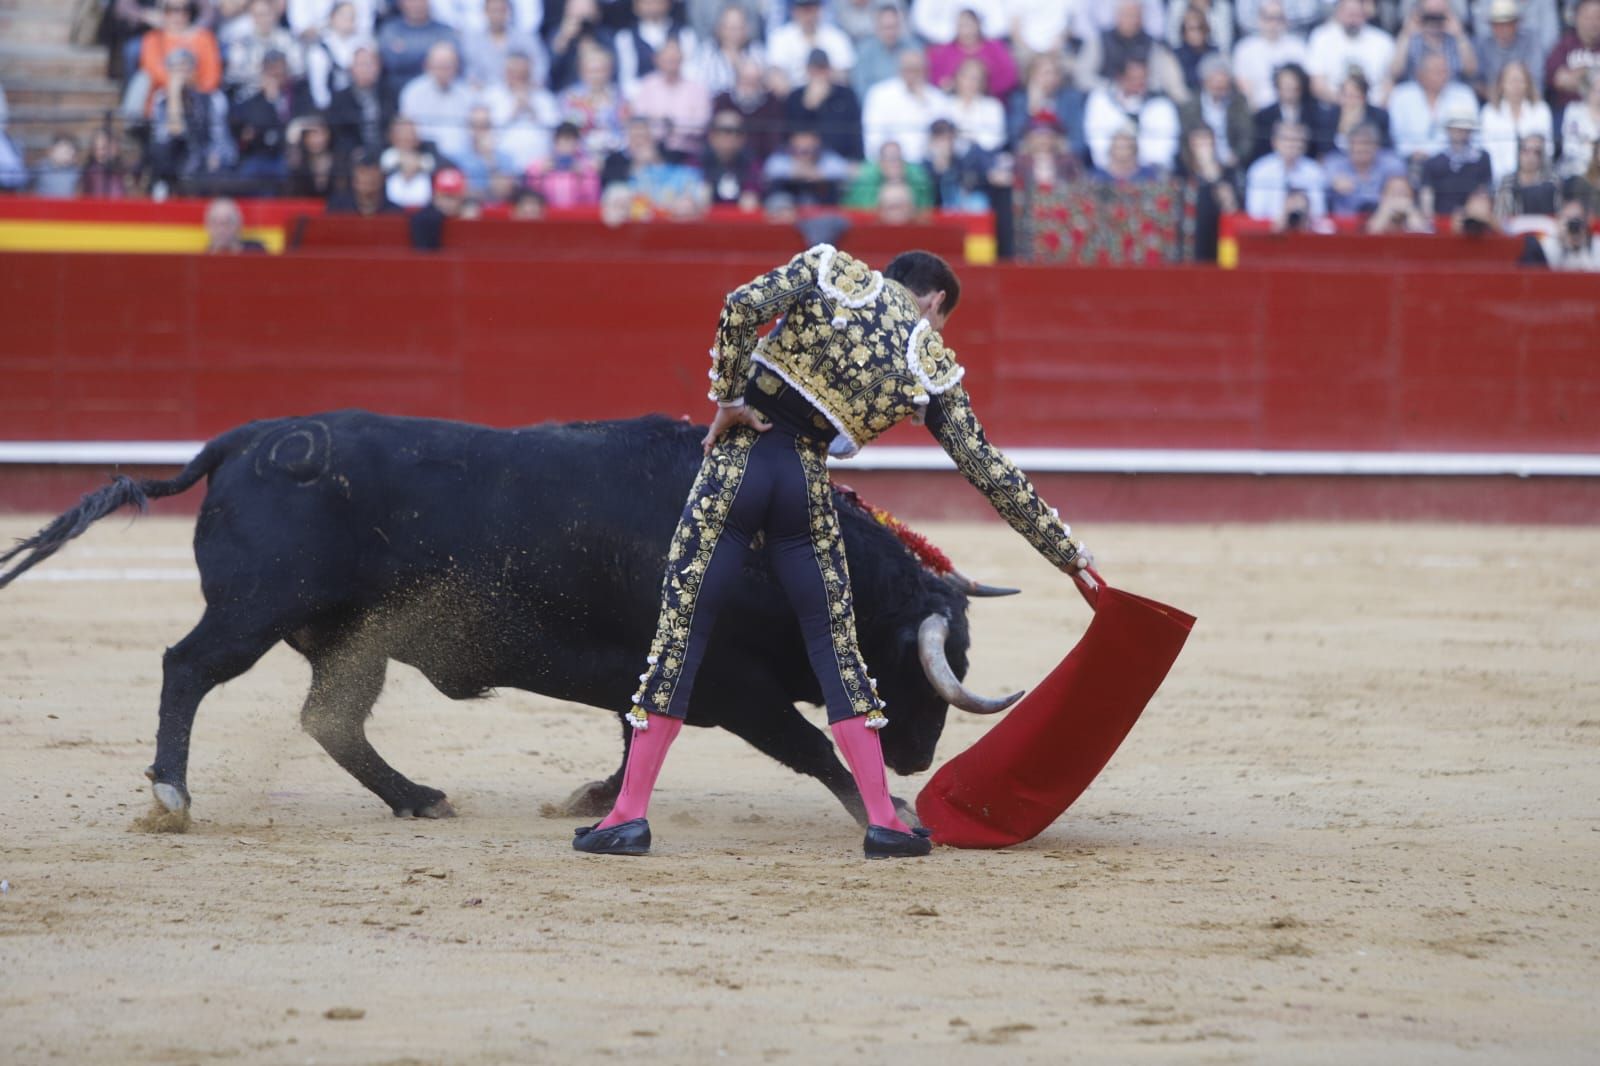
[153,782,189,813]
[549,780,618,818]
[393,789,453,819]
[144,768,191,813]
[416,798,456,819]
[133,777,193,834]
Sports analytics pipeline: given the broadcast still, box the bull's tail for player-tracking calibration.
[0,439,228,590]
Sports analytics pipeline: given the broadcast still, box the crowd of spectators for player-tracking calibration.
[1209,0,1600,243]
[1,0,1598,262]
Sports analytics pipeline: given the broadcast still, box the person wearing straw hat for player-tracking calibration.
[571,247,1091,859]
[1420,102,1492,214]
[1474,0,1544,98]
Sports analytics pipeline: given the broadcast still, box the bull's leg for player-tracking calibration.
[558,713,634,817]
[147,608,283,814]
[299,647,454,819]
[709,698,880,827]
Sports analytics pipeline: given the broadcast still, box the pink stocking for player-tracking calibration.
[596,715,684,829]
[830,716,911,833]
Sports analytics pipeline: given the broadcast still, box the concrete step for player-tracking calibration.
[4,78,120,117]
[0,0,88,13]
[7,102,119,130]
[0,42,111,83]
[0,8,73,45]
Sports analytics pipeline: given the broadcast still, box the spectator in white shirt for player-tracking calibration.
[1558,70,1600,179]
[1075,0,1166,41]
[689,4,765,97]
[223,0,303,100]
[1008,0,1078,58]
[1245,119,1328,216]
[769,0,855,88]
[305,1,373,110]
[288,0,375,39]
[912,0,1009,44]
[1232,0,1309,109]
[429,0,543,36]
[460,0,548,89]
[1389,49,1477,160]
[400,39,477,162]
[1084,56,1183,170]
[1538,197,1600,270]
[1479,59,1552,180]
[947,57,1007,153]
[861,47,949,161]
[482,49,560,169]
[614,0,698,97]
[1235,0,1327,38]
[1305,0,1395,104]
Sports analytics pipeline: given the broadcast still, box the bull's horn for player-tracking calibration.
[917,614,1024,715]
[943,568,1021,598]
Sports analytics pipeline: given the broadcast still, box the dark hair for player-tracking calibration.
[884,251,961,315]
[1274,62,1310,101]
[1111,55,1149,80]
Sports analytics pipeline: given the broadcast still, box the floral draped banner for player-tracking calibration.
[1016,180,1194,264]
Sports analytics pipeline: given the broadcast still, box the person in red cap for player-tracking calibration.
[409,167,467,250]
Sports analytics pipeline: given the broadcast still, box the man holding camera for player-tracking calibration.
[1537,198,1600,270]
[1390,0,1479,85]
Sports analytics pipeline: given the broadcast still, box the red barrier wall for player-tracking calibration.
[290,216,970,262]
[1231,230,1527,267]
[4,251,1596,453]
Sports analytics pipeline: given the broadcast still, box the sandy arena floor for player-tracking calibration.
[1,516,1596,1064]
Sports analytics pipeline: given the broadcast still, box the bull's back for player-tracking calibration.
[193,410,700,619]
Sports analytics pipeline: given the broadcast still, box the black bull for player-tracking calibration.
[2,411,1018,825]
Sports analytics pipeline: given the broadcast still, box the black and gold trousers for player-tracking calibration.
[629,424,886,730]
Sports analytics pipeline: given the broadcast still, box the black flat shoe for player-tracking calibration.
[573,817,652,856]
[863,824,933,859]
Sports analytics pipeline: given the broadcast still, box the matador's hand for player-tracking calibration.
[702,403,772,455]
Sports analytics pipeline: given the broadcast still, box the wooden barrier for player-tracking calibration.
[288,215,969,262]
[3,248,1597,517]
[1230,230,1527,267]
[3,251,1596,451]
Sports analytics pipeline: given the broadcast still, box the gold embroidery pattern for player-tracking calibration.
[630,426,758,726]
[913,326,965,395]
[708,245,956,453]
[928,385,1081,572]
[709,249,821,405]
[794,437,886,726]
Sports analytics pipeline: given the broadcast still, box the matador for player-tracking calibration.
[573,247,1090,859]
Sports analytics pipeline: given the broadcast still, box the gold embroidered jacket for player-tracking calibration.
[707,243,1081,572]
